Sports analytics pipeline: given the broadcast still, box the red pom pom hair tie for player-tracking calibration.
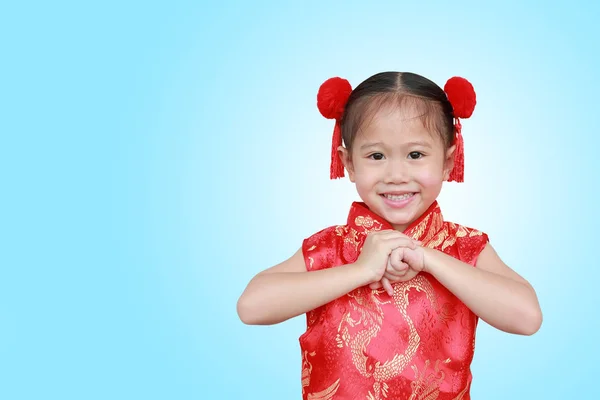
[317,77,353,179]
[443,77,477,183]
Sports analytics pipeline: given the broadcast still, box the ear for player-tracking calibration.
[337,146,355,182]
[443,145,456,181]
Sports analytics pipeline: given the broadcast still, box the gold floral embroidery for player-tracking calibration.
[405,204,445,246]
[426,210,444,243]
[468,229,483,237]
[451,383,470,400]
[301,350,316,394]
[409,359,451,400]
[334,225,360,251]
[355,215,383,233]
[307,378,340,400]
[345,228,361,251]
[441,235,457,251]
[455,225,467,238]
[410,214,430,241]
[339,216,386,252]
[427,228,448,249]
[302,351,340,400]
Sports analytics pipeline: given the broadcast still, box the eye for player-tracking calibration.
[408,151,423,160]
[368,152,385,160]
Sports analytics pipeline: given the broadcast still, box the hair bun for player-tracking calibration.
[444,77,476,119]
[317,77,352,120]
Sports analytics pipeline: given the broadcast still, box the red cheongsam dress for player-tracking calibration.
[300,201,489,400]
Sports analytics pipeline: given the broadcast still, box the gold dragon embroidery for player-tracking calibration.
[318,203,475,399]
[336,275,438,399]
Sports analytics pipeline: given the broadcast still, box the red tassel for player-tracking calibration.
[330,122,345,179]
[318,77,352,180]
[448,119,464,183]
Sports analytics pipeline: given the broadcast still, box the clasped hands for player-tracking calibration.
[356,230,426,296]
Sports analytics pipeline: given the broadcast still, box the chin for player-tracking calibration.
[385,213,417,230]
[369,196,422,228]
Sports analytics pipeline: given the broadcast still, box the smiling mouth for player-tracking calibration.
[381,193,415,201]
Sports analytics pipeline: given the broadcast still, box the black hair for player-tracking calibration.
[340,72,455,151]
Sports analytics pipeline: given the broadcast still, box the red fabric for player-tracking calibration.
[300,201,488,400]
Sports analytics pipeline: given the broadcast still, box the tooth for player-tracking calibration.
[385,193,412,200]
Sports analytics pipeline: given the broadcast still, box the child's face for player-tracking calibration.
[340,106,455,231]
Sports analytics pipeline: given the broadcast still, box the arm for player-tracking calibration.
[423,243,542,335]
[236,248,372,326]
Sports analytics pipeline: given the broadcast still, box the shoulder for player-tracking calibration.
[443,221,490,265]
[446,221,488,240]
[302,225,346,271]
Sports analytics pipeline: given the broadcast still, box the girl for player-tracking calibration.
[237,72,542,400]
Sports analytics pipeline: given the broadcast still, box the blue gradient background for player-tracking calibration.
[1,1,598,399]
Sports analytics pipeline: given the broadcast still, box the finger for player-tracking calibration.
[387,255,393,272]
[383,230,413,239]
[368,229,397,238]
[391,232,421,247]
[383,237,418,251]
[380,239,413,256]
[383,272,403,282]
[396,264,409,276]
[384,269,402,279]
[386,267,408,281]
[382,277,394,296]
[369,281,382,290]
[388,250,408,272]
[390,249,405,269]
[386,259,411,279]
[370,231,420,249]
[376,230,418,243]
[387,255,399,273]
[390,262,409,275]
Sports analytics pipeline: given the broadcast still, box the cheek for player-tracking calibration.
[353,160,378,179]
[414,162,446,187]
[417,174,441,188]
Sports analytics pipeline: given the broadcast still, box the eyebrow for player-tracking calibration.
[359,142,384,151]
[405,140,432,148]
[359,140,432,151]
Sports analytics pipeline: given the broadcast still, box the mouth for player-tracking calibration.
[380,192,416,201]
[379,192,418,209]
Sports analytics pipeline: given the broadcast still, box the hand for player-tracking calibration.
[369,245,426,293]
[355,230,420,288]
[355,230,419,284]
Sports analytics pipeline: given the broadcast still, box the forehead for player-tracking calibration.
[356,103,437,144]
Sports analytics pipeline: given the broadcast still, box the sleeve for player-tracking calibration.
[301,225,341,272]
[456,227,490,266]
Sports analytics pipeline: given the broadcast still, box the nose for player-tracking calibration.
[383,158,409,184]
